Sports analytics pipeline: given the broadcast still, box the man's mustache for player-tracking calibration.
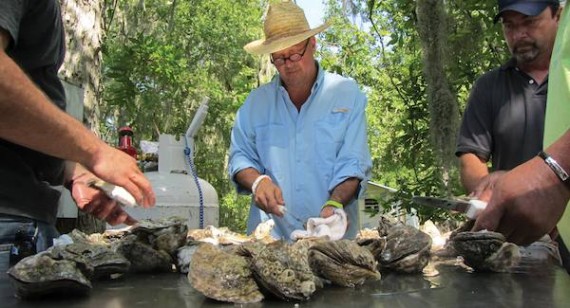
[513,41,537,53]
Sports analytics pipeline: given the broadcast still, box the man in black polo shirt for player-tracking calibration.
[0,1,155,257]
[456,0,567,268]
[457,0,561,199]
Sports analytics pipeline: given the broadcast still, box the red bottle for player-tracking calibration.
[118,126,137,159]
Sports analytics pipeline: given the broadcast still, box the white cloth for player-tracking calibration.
[290,208,348,241]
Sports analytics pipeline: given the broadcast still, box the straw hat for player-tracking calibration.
[244,0,330,55]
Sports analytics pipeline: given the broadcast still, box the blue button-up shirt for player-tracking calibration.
[229,63,372,240]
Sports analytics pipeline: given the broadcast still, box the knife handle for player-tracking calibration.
[466,200,487,220]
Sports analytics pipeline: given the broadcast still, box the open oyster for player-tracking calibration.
[308,239,381,287]
[451,231,521,272]
[375,216,432,273]
[189,243,263,304]
[7,252,92,299]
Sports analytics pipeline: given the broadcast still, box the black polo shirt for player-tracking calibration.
[0,0,66,224]
[456,58,547,171]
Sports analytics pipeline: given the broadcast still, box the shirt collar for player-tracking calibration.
[273,61,325,92]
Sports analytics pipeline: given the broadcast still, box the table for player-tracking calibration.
[1,251,569,308]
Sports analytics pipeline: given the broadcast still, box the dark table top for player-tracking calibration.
[1,251,569,308]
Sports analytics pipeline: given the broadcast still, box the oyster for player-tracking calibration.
[52,242,130,279]
[451,231,521,272]
[130,216,188,256]
[375,216,432,273]
[240,241,316,301]
[308,239,381,287]
[7,252,92,299]
[188,219,277,245]
[189,243,263,304]
[113,234,173,273]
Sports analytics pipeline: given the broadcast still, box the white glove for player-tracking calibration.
[290,208,347,241]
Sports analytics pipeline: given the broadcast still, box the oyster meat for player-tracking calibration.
[189,243,263,304]
[451,231,521,272]
[308,239,381,287]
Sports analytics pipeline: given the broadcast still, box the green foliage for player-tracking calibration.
[101,0,265,232]
[99,0,511,229]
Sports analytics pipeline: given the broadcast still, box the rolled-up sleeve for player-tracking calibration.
[228,96,265,194]
[328,90,372,194]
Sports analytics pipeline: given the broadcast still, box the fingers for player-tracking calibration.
[254,182,284,217]
[471,201,504,232]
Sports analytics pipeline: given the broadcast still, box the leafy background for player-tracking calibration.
[69,0,509,232]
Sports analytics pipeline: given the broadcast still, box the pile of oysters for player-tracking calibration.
[7,214,541,303]
[188,215,434,303]
[7,216,189,298]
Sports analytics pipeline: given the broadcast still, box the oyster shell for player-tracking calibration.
[452,231,521,272]
[308,239,381,287]
[130,216,188,256]
[113,234,173,273]
[53,242,130,279]
[189,243,263,304]
[241,241,316,301]
[375,216,432,273]
[7,252,92,299]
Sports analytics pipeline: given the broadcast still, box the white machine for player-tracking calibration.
[126,98,219,228]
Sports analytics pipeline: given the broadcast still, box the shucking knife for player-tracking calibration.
[88,179,139,207]
[411,196,487,220]
[277,205,306,225]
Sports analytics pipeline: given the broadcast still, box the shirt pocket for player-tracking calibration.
[254,123,288,172]
[313,112,348,175]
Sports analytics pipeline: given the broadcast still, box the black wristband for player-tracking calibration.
[538,151,569,183]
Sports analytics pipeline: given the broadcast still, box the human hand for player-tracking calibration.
[84,145,155,208]
[254,178,285,217]
[472,158,570,245]
[70,173,137,226]
[470,171,507,202]
[320,205,336,218]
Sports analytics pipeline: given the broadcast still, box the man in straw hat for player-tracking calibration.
[229,0,371,240]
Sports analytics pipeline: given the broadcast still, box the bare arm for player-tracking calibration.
[0,31,155,207]
[459,153,489,193]
[473,130,570,245]
[321,178,360,217]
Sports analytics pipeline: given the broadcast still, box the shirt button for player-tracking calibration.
[529,79,534,84]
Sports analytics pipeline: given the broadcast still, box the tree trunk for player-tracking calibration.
[59,0,106,234]
[415,0,460,192]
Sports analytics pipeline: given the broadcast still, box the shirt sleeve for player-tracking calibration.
[228,94,265,194]
[0,0,25,48]
[456,75,494,161]
[328,88,372,195]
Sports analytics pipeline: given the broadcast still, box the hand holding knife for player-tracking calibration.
[412,196,487,220]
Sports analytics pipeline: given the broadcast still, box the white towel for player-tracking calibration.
[290,208,348,241]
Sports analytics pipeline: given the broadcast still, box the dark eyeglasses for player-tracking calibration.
[270,40,310,66]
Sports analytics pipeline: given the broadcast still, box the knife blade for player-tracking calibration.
[411,196,487,219]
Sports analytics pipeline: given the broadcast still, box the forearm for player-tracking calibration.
[0,51,106,167]
[329,178,360,206]
[459,153,489,193]
[234,167,263,192]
